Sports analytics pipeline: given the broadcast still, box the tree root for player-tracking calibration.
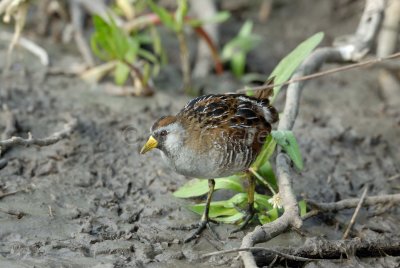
[252,237,400,266]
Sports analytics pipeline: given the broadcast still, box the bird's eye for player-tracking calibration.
[160,130,168,136]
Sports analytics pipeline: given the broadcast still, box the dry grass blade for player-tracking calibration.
[342,186,368,239]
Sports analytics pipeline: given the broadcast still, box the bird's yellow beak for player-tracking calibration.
[140,136,158,154]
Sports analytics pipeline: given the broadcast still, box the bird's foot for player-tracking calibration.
[183,218,219,243]
[230,204,256,234]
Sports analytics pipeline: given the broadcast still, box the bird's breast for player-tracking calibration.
[160,143,255,178]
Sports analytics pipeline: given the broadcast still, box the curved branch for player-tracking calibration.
[239,0,386,267]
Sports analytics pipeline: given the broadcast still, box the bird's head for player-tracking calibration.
[140,116,185,156]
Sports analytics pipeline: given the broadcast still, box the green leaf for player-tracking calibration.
[114,62,130,85]
[149,26,164,60]
[173,175,245,198]
[221,20,261,78]
[147,0,177,31]
[271,130,304,170]
[188,193,247,217]
[91,16,113,61]
[91,15,137,61]
[244,86,254,96]
[239,20,253,36]
[254,193,273,210]
[221,35,261,60]
[270,32,324,102]
[267,207,279,220]
[258,161,277,191]
[252,135,277,169]
[134,32,153,44]
[188,205,238,218]
[125,43,138,62]
[175,0,188,31]
[187,193,247,220]
[214,213,244,224]
[299,200,307,216]
[142,62,151,85]
[231,53,246,78]
[258,214,271,224]
[225,193,248,207]
[138,48,159,64]
[188,11,231,27]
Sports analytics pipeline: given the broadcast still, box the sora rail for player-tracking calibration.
[141,81,278,242]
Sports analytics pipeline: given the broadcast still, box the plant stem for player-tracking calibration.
[249,167,276,195]
[123,13,223,75]
[123,60,154,96]
[192,26,223,74]
[177,30,192,94]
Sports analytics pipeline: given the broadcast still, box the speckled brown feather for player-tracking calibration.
[176,93,278,160]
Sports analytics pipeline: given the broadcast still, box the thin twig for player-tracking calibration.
[306,193,400,212]
[342,186,368,239]
[248,167,276,195]
[0,189,24,200]
[237,52,400,94]
[203,247,314,262]
[0,117,78,154]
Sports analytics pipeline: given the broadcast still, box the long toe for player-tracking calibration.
[184,220,208,243]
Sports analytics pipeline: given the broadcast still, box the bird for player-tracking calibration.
[140,79,278,242]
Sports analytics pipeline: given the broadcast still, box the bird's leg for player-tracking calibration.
[184,178,216,243]
[231,172,256,233]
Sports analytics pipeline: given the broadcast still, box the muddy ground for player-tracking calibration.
[0,0,399,267]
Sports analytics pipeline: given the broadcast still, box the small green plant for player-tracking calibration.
[87,15,163,96]
[146,0,229,94]
[89,0,229,95]
[221,20,262,78]
[147,0,191,93]
[174,32,324,225]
